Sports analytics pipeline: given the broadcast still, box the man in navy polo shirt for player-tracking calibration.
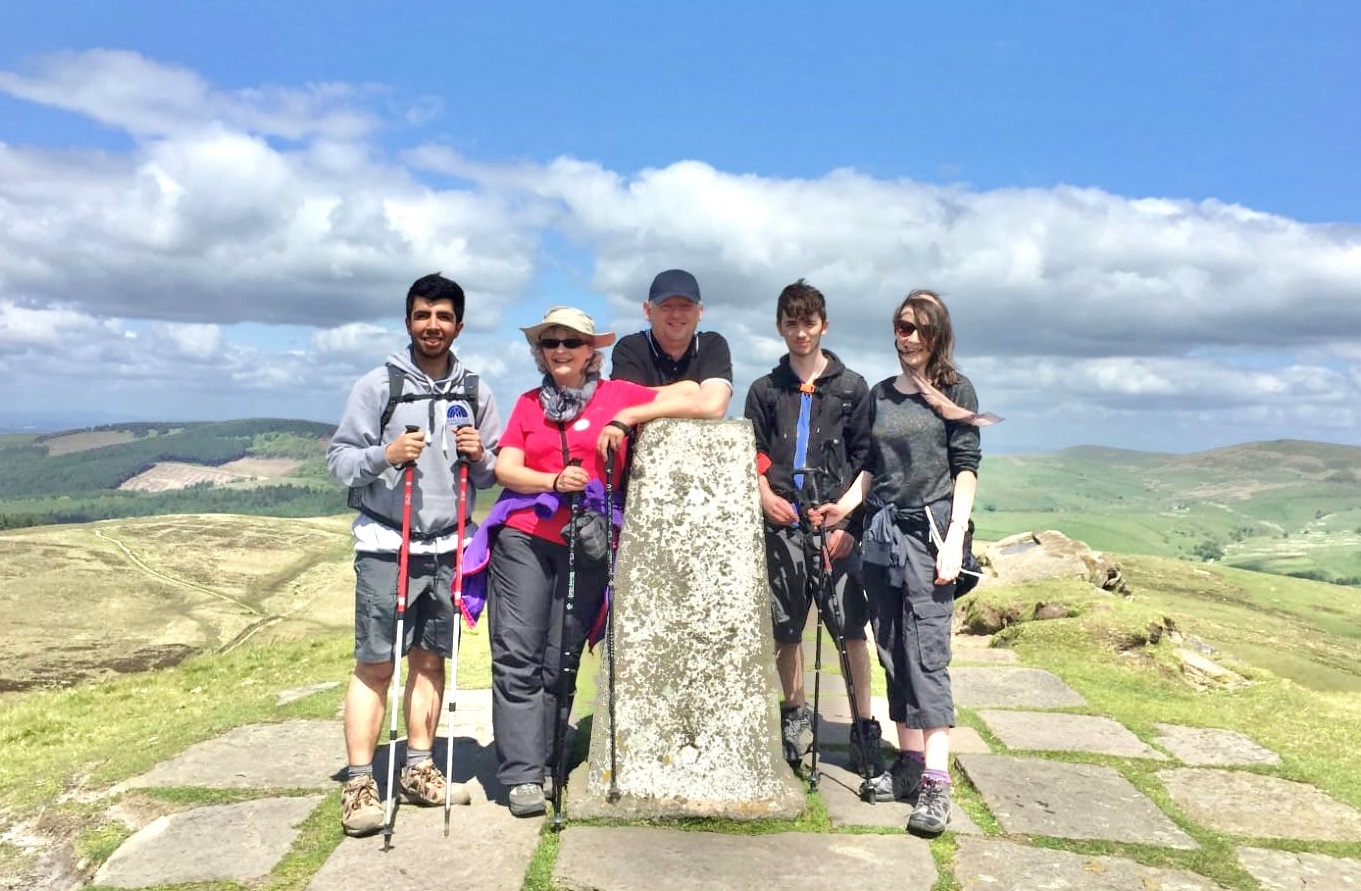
[610,269,733,417]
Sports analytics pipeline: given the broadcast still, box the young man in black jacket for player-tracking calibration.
[743,279,883,779]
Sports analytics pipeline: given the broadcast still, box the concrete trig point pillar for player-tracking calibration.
[572,418,805,821]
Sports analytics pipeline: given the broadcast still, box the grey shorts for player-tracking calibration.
[764,524,869,645]
[353,552,455,663]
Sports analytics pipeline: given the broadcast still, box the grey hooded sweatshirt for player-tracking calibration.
[327,347,502,555]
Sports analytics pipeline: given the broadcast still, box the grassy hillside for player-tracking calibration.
[0,514,357,693]
[0,419,342,529]
[975,439,1361,585]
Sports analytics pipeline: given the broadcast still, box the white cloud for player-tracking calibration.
[150,323,225,361]
[1,51,1359,451]
[313,322,395,355]
[0,50,376,141]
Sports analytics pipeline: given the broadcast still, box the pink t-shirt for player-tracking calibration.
[499,379,657,543]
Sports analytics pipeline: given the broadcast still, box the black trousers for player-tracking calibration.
[487,527,607,786]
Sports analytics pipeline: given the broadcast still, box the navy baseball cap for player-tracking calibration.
[648,269,702,304]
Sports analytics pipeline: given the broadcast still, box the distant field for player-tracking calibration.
[0,514,356,692]
[975,440,1361,586]
[41,430,141,456]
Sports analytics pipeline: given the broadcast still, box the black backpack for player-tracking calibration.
[344,363,479,540]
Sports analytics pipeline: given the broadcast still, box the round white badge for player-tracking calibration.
[573,418,591,431]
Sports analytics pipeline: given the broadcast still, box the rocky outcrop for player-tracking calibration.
[982,530,1130,596]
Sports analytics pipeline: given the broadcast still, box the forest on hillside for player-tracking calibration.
[0,419,340,529]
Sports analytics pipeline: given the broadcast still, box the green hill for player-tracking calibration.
[975,439,1361,586]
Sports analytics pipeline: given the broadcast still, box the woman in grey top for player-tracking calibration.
[814,288,995,838]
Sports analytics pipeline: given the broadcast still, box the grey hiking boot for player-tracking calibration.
[340,774,384,837]
[780,705,813,767]
[847,718,886,777]
[906,775,952,837]
[508,782,546,817]
[866,752,923,803]
[400,758,468,806]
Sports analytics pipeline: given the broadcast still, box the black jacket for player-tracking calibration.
[743,350,872,519]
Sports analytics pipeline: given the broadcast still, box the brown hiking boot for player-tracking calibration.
[340,774,384,837]
[400,758,470,806]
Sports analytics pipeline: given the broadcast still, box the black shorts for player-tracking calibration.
[764,524,869,645]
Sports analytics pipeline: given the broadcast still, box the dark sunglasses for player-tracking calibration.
[539,337,589,350]
[894,320,933,339]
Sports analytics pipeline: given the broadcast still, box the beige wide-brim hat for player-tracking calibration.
[520,305,616,347]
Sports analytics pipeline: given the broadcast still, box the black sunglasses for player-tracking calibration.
[894,320,933,339]
[539,337,589,350]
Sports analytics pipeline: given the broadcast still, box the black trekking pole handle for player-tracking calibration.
[451,420,473,464]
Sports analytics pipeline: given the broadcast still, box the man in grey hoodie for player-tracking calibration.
[327,273,503,836]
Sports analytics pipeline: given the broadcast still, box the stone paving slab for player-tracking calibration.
[93,795,323,888]
[1153,723,1281,766]
[806,688,985,753]
[306,801,540,891]
[122,719,344,789]
[433,737,504,804]
[976,710,1167,759]
[814,759,980,834]
[802,684,893,752]
[1159,767,1361,841]
[950,725,991,754]
[554,825,936,891]
[1236,845,1361,890]
[952,666,1086,709]
[441,687,494,746]
[957,753,1196,848]
[955,836,1228,891]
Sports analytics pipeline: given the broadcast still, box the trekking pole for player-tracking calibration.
[383,424,420,852]
[604,446,621,804]
[550,458,583,831]
[796,466,876,800]
[808,564,825,791]
[445,428,471,837]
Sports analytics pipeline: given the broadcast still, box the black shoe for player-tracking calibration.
[907,775,951,837]
[866,752,923,803]
[847,718,886,777]
[781,705,812,766]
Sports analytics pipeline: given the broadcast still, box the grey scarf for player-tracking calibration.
[539,370,601,422]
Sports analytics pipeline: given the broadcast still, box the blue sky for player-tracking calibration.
[1,1,1358,453]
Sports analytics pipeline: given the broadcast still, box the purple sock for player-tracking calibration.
[923,768,951,785]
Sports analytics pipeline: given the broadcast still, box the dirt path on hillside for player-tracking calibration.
[0,518,353,693]
[93,529,264,617]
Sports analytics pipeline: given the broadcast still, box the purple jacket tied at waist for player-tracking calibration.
[456,480,622,646]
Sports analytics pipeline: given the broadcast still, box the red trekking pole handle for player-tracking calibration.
[451,423,472,618]
[396,425,420,616]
